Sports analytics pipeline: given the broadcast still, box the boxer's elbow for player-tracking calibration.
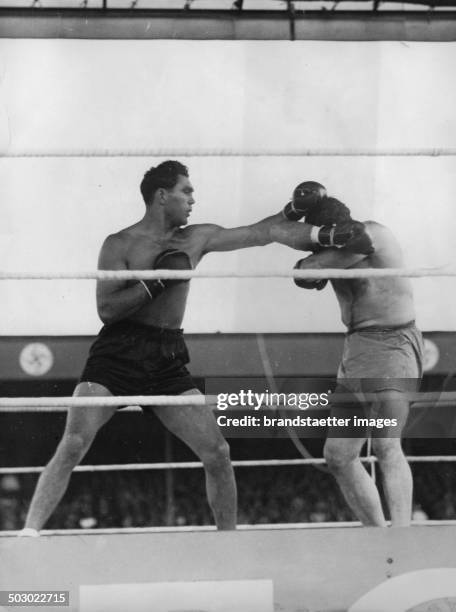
[97,300,117,325]
[98,308,113,325]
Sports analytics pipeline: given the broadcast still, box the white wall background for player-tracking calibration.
[0,39,455,334]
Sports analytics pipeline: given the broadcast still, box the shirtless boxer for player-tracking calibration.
[23,163,370,533]
[294,196,423,527]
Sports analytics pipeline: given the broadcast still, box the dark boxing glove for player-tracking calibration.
[141,249,192,300]
[154,249,192,286]
[312,222,352,248]
[282,181,327,221]
[293,260,328,290]
[343,221,375,255]
[311,221,374,253]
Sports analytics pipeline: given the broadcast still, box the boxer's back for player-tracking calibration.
[331,221,416,330]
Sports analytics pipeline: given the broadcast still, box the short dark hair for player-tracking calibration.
[140,160,189,205]
[305,196,352,227]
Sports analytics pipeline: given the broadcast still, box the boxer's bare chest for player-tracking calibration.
[121,228,204,270]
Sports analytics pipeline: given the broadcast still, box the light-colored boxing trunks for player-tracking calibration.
[327,322,424,437]
[337,320,423,394]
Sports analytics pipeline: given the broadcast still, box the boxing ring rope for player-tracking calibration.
[1,456,456,477]
[1,391,455,477]
[0,390,454,408]
[3,140,456,612]
[0,267,455,280]
[1,265,455,536]
[2,147,456,157]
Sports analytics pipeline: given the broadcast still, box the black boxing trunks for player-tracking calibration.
[79,320,197,402]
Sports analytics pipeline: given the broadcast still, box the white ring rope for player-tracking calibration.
[0,395,212,408]
[2,147,456,158]
[0,267,454,281]
[1,456,454,476]
[0,391,454,409]
[0,246,451,527]
[2,400,454,412]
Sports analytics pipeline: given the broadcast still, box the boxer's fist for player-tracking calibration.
[141,249,192,300]
[314,221,373,253]
[154,249,192,287]
[343,222,374,254]
[314,222,352,247]
[294,278,328,291]
[293,260,328,290]
[282,181,327,221]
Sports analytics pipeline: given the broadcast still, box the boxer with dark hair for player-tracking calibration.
[23,165,372,535]
[294,196,423,527]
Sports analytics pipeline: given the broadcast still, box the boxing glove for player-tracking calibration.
[282,181,327,221]
[312,221,374,253]
[141,249,192,300]
[293,260,328,290]
[343,221,375,255]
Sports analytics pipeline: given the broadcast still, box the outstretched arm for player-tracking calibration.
[200,214,314,253]
[199,215,361,254]
[200,177,373,255]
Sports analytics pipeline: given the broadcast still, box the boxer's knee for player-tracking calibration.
[324,439,360,474]
[199,438,232,473]
[372,437,404,466]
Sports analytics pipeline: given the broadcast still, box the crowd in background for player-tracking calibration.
[1,463,455,530]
